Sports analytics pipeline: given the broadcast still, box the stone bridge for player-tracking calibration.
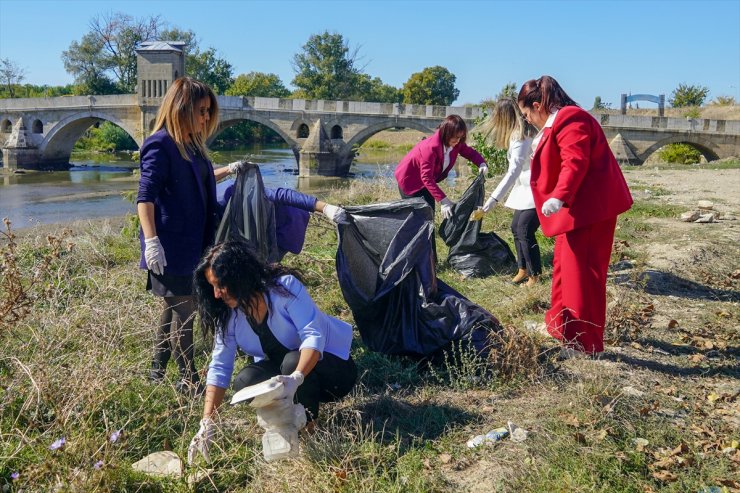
[0,94,481,175]
[1,94,738,173]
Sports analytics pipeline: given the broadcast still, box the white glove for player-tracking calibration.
[322,204,345,223]
[541,198,564,217]
[482,196,498,212]
[187,418,215,465]
[227,160,253,174]
[478,163,488,175]
[144,236,167,275]
[440,197,455,220]
[275,371,304,402]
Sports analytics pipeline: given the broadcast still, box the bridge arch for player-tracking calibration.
[640,135,721,163]
[212,113,299,151]
[2,119,12,133]
[32,119,43,133]
[344,120,435,151]
[40,111,140,165]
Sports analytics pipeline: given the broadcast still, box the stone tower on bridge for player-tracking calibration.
[135,41,186,133]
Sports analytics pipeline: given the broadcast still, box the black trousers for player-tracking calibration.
[232,351,357,421]
[511,208,542,276]
[398,186,437,263]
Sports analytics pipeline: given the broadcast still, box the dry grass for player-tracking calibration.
[2,167,739,492]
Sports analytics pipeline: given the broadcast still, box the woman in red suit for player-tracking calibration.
[517,76,633,358]
[394,115,488,260]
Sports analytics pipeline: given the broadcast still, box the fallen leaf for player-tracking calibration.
[595,429,609,441]
[633,438,650,451]
[689,354,706,364]
[668,319,679,329]
[333,468,348,480]
[670,442,689,456]
[707,392,721,402]
[563,414,580,427]
[439,453,452,464]
[651,470,677,482]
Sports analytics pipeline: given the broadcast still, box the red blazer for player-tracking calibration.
[395,130,485,202]
[531,106,633,237]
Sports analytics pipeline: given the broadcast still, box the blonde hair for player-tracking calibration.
[477,98,535,149]
[152,77,219,161]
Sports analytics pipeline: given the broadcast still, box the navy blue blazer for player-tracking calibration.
[137,129,219,276]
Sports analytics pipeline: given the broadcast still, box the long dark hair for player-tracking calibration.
[193,240,303,339]
[517,75,579,113]
[438,114,468,146]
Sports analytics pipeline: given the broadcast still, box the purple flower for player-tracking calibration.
[11,472,19,480]
[109,429,122,443]
[49,437,66,450]
[93,460,104,470]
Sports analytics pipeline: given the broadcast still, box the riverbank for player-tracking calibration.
[1,163,738,491]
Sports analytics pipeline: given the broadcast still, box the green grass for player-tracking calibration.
[2,167,738,492]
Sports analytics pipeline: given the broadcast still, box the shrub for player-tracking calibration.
[658,143,702,164]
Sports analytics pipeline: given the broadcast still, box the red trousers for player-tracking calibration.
[545,217,617,353]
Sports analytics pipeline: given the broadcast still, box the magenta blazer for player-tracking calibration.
[394,130,485,202]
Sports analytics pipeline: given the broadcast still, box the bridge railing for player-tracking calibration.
[217,95,483,119]
[594,112,740,135]
[0,94,137,110]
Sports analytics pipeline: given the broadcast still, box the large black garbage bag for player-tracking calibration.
[439,174,516,278]
[336,198,502,358]
[215,163,280,263]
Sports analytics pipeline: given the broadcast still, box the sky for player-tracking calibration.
[1,0,739,108]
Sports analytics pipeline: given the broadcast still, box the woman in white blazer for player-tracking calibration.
[479,98,541,286]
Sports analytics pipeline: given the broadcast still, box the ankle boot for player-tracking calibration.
[524,275,540,287]
[510,269,528,284]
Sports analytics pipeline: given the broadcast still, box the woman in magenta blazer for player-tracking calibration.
[394,115,487,260]
[517,76,633,358]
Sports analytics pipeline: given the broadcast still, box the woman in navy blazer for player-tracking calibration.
[137,77,244,395]
[187,240,357,462]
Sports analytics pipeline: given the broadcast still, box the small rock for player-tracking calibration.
[697,200,714,210]
[694,214,715,223]
[132,451,183,478]
[722,214,736,220]
[680,211,700,222]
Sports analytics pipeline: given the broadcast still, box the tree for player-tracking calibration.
[291,31,364,100]
[592,96,611,110]
[355,74,401,103]
[187,48,233,94]
[226,72,290,98]
[63,12,162,93]
[0,58,26,98]
[496,82,517,101]
[401,66,459,105]
[710,95,736,106]
[669,83,709,107]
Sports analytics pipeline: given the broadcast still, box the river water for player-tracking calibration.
[0,145,397,230]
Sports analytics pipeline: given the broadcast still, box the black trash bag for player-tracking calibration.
[214,162,280,263]
[439,174,516,278]
[336,198,502,358]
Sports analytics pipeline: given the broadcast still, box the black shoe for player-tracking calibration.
[148,368,166,383]
[175,377,205,398]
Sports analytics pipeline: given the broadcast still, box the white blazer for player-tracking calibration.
[489,136,535,210]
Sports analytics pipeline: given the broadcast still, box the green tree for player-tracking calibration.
[63,13,162,93]
[226,72,290,97]
[592,96,611,110]
[669,83,709,107]
[291,31,364,100]
[187,48,233,94]
[401,66,459,105]
[496,82,517,100]
[0,58,26,98]
[355,74,401,103]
